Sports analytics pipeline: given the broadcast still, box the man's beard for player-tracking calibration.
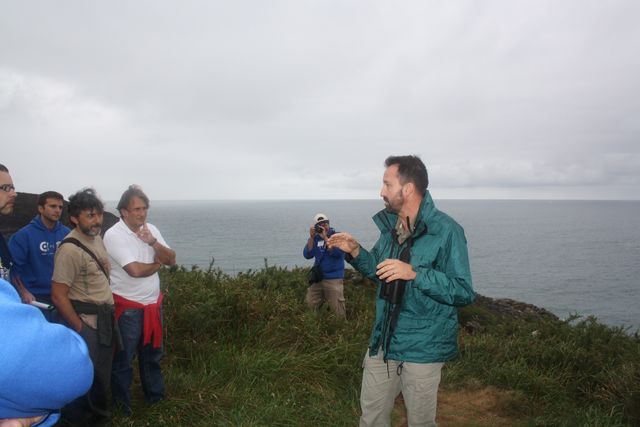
[0,203,14,215]
[43,214,60,223]
[79,224,102,237]
[383,193,403,214]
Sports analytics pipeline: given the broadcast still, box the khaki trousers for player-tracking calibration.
[359,350,443,427]
[305,278,345,317]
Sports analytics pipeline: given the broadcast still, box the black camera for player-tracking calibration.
[314,224,325,234]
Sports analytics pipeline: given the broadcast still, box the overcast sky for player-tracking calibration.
[2,1,639,201]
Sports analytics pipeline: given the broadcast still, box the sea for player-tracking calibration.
[114,199,640,332]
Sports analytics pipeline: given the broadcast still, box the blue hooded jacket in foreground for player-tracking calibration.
[9,216,70,296]
[0,280,93,425]
[303,227,345,279]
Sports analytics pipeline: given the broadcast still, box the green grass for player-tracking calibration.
[114,265,640,426]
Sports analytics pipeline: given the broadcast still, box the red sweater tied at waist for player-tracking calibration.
[113,292,164,349]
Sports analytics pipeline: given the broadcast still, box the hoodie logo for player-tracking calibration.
[39,241,61,255]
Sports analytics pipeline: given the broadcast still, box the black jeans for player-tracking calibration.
[62,322,113,426]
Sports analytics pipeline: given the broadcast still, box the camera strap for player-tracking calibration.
[61,237,110,280]
[382,216,415,365]
[314,239,327,267]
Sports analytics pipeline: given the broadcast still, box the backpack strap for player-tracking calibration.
[61,237,110,280]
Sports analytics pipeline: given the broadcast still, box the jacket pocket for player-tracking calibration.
[394,313,457,346]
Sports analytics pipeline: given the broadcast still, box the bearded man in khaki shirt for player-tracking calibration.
[52,188,116,427]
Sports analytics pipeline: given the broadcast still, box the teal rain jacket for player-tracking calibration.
[350,192,475,363]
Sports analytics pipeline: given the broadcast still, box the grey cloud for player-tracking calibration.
[2,0,640,200]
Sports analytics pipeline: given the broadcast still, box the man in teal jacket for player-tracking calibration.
[329,155,474,427]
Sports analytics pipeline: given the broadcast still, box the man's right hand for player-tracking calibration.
[75,320,86,333]
[12,277,35,304]
[18,288,35,304]
[327,232,360,258]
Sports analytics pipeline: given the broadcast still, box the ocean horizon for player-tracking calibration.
[104,199,640,332]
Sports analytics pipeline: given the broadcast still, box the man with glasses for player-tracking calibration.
[9,191,70,321]
[303,213,346,318]
[0,164,17,282]
[103,185,176,416]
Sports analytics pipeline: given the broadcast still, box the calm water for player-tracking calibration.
[113,199,640,331]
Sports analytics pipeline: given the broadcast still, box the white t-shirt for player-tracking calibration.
[103,219,170,305]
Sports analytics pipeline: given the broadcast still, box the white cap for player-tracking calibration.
[313,213,329,226]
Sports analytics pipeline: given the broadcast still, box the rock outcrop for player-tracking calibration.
[459,294,559,335]
[472,294,558,321]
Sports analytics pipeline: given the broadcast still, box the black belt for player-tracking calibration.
[71,300,123,350]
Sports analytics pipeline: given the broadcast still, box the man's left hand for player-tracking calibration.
[376,259,416,282]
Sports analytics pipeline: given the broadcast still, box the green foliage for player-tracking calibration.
[118,266,640,426]
[447,313,640,426]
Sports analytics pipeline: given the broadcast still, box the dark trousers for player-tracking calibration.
[111,308,165,415]
[34,294,62,324]
[62,323,113,426]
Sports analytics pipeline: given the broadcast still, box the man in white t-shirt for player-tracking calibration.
[103,185,176,416]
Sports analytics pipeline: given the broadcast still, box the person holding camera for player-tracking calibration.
[328,155,475,427]
[303,213,346,318]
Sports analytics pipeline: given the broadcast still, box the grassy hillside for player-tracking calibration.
[114,265,640,426]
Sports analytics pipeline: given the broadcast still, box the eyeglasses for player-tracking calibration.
[0,184,15,193]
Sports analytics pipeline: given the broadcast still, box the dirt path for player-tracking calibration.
[392,386,522,427]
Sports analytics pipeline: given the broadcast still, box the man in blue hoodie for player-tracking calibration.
[9,191,69,321]
[303,213,346,317]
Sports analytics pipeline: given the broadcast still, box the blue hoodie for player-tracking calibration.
[0,279,93,425]
[9,216,70,296]
[303,227,345,279]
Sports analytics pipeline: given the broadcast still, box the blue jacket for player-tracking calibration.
[303,227,345,279]
[350,192,475,363]
[9,216,70,296]
[0,279,93,425]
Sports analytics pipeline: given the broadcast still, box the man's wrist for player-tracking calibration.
[148,238,158,246]
[351,246,360,259]
[345,246,360,263]
[75,320,84,333]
